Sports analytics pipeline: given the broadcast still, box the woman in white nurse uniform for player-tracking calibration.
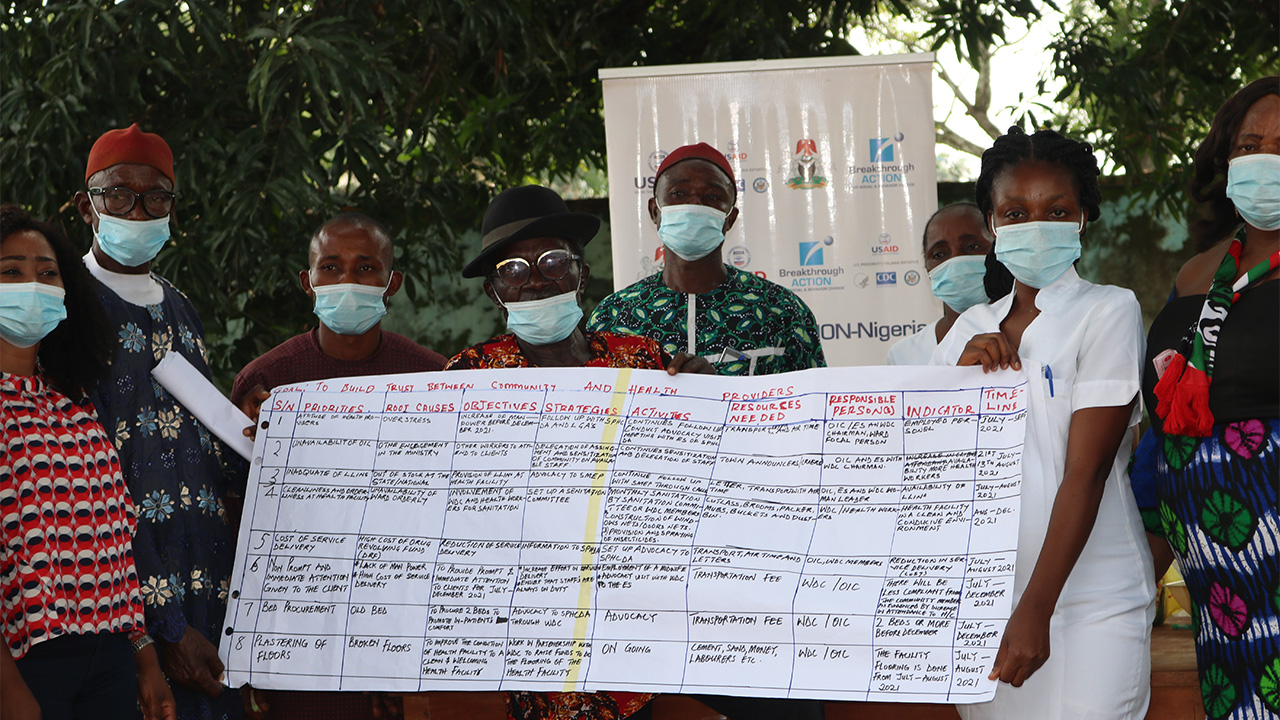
[935,128,1155,720]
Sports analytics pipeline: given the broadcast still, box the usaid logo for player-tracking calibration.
[648,151,667,172]
[876,271,897,286]
[869,137,895,163]
[872,231,900,255]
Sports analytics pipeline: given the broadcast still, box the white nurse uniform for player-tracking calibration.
[934,267,1156,720]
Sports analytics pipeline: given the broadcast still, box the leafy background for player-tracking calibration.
[3,1,1275,388]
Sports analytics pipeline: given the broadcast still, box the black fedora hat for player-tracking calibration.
[462,185,601,278]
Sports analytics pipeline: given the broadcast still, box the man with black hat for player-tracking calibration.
[588,142,825,377]
[73,124,242,719]
[446,183,710,720]
[448,184,707,374]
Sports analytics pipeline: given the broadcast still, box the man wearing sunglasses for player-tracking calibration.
[72,124,244,720]
[445,185,714,719]
[447,184,710,375]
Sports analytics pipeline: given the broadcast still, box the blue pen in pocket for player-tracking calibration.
[1044,364,1054,397]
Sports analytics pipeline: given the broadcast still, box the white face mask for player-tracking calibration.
[992,219,1083,289]
[928,255,989,312]
[500,289,583,345]
[1226,154,1280,231]
[91,203,171,267]
[311,281,389,335]
[657,204,728,261]
[0,283,67,348]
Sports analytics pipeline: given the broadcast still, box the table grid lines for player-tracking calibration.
[222,369,1027,702]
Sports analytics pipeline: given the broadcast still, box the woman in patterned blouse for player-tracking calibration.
[0,204,174,719]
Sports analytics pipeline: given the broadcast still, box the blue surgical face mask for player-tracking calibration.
[993,220,1083,289]
[501,288,583,346]
[657,204,727,261]
[1226,154,1280,231]
[312,281,388,335]
[92,203,171,267]
[928,255,989,313]
[0,282,68,349]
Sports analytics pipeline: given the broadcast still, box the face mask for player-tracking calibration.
[0,283,68,349]
[657,204,727,261]
[92,204,171,267]
[993,220,1083,289]
[501,289,583,346]
[928,255,989,312]
[312,281,388,335]
[1226,154,1280,231]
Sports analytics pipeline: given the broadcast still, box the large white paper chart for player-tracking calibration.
[220,365,1027,703]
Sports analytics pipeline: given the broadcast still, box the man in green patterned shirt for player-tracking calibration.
[588,142,825,376]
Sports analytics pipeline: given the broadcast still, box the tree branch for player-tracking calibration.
[936,47,1003,140]
[936,124,987,157]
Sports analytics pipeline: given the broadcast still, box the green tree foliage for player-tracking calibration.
[4,1,1262,386]
[1052,1,1279,210]
[2,0,889,386]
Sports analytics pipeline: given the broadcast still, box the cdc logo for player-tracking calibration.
[876,271,897,286]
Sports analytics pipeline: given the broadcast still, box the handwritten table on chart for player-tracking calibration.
[219,365,1028,703]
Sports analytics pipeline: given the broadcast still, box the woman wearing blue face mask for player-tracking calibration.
[0,204,176,719]
[887,202,994,365]
[1132,77,1279,720]
[933,129,1154,719]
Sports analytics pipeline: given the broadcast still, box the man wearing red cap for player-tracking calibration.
[588,142,825,378]
[74,124,243,720]
[589,144,824,719]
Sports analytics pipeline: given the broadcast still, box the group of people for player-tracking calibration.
[1,76,1275,720]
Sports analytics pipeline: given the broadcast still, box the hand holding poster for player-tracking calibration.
[220,365,1026,703]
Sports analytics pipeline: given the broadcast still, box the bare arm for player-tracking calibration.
[1,650,41,720]
[135,642,177,720]
[989,399,1136,686]
[1147,532,1175,581]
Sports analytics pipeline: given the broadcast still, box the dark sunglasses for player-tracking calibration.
[493,249,581,287]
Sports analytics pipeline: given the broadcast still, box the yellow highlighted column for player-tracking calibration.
[563,368,632,690]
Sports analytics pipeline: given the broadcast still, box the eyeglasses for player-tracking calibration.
[492,249,581,287]
[88,187,176,218]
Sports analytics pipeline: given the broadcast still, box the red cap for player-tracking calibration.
[85,124,174,183]
[655,142,735,186]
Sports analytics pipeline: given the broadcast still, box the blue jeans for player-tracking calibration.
[16,632,139,720]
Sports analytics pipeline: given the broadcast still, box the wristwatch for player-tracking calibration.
[131,633,156,654]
